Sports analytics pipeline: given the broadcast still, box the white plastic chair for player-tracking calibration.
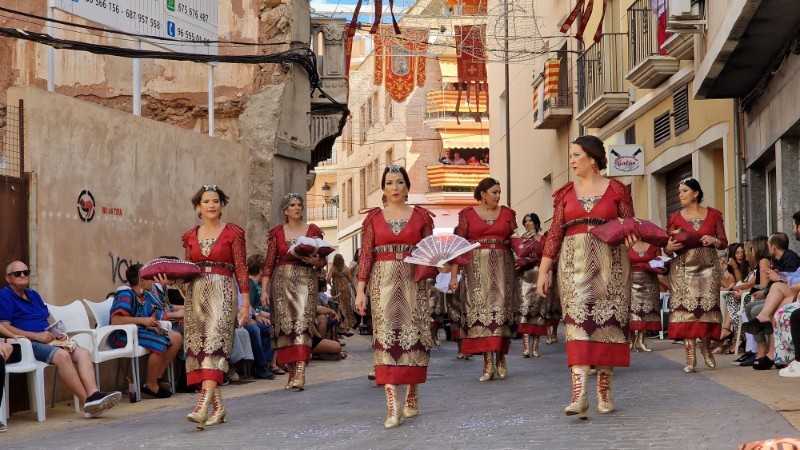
[1,338,47,422]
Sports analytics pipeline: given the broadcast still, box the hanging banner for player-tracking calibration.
[560,0,608,43]
[374,26,429,102]
[454,25,488,123]
[544,59,560,101]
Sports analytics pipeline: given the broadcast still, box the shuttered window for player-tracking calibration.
[673,86,689,136]
[665,161,693,217]
[654,111,671,147]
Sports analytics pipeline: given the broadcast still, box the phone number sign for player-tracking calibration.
[53,0,218,56]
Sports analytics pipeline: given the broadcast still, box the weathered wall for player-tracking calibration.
[9,86,249,304]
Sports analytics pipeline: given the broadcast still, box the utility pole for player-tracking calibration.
[503,0,511,206]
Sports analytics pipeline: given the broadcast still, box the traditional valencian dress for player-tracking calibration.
[628,244,663,331]
[667,208,727,339]
[358,206,434,385]
[455,206,517,355]
[516,231,548,337]
[543,180,634,367]
[262,223,324,365]
[182,223,250,385]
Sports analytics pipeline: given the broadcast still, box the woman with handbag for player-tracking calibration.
[261,193,327,391]
[448,177,517,382]
[628,242,663,352]
[664,178,728,373]
[182,184,251,429]
[536,136,637,419]
[355,165,434,429]
[514,213,547,357]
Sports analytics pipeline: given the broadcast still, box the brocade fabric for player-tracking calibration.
[628,244,662,331]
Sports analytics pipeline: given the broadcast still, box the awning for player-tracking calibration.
[439,60,458,83]
[440,131,489,150]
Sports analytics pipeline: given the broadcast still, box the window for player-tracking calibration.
[372,92,379,125]
[654,111,671,146]
[359,169,367,209]
[385,147,394,166]
[384,92,394,123]
[344,121,354,155]
[625,125,636,144]
[665,161,692,217]
[359,104,367,144]
[346,179,354,217]
[341,182,347,214]
[673,86,690,136]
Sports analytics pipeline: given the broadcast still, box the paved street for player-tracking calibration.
[5,336,798,449]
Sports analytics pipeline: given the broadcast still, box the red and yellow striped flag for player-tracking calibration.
[544,59,560,101]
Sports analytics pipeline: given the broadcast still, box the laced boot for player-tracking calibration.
[292,361,307,390]
[700,337,716,369]
[478,352,496,381]
[564,369,589,419]
[596,367,615,414]
[383,384,403,429]
[683,339,697,373]
[495,352,508,379]
[402,384,419,418]
[522,334,531,357]
[186,388,213,430]
[285,363,296,389]
[635,331,652,352]
[205,388,227,426]
[532,335,541,357]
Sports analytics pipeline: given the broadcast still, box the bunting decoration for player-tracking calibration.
[560,0,609,43]
[454,24,488,124]
[374,26,429,103]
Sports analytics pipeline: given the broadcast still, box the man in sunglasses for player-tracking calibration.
[0,261,121,418]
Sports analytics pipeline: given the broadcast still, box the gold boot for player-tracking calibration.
[700,337,716,369]
[285,363,296,389]
[635,331,652,352]
[495,352,507,379]
[431,329,440,347]
[596,367,614,414]
[683,339,697,373]
[205,388,227,426]
[522,334,531,358]
[292,361,306,390]
[565,369,589,420]
[383,384,403,429]
[478,352,496,382]
[402,384,419,418]
[186,388,213,430]
[532,336,541,357]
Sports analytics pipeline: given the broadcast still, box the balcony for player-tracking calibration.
[425,164,489,204]
[533,89,572,129]
[576,33,629,129]
[532,56,572,130]
[306,204,338,228]
[425,89,489,130]
[626,0,680,89]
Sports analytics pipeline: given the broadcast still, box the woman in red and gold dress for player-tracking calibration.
[665,178,727,373]
[515,213,547,357]
[355,165,434,429]
[628,242,663,352]
[537,136,636,419]
[449,177,517,382]
[182,184,251,430]
[261,193,327,390]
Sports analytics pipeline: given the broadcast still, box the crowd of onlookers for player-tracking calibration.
[439,149,489,166]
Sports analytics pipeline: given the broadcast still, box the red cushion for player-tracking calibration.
[511,237,544,259]
[139,258,201,281]
[515,256,540,272]
[289,244,336,259]
[672,231,704,250]
[590,218,669,247]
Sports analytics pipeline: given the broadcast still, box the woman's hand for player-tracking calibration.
[665,237,683,254]
[355,291,368,316]
[700,235,718,247]
[624,233,640,247]
[728,257,739,271]
[237,305,251,328]
[536,271,551,298]
[142,317,160,328]
[448,273,459,292]
[153,273,174,286]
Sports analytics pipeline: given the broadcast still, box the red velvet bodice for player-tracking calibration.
[261,223,324,279]
[357,206,434,282]
[666,207,728,249]
[182,223,250,293]
[454,206,517,243]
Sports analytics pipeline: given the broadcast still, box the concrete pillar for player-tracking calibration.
[776,137,800,253]
[746,166,768,239]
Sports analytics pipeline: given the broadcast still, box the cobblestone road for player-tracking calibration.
[6,337,797,449]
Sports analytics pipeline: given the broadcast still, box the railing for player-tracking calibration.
[427,164,490,192]
[0,101,23,178]
[534,88,572,122]
[577,33,627,111]
[425,89,489,121]
[628,0,658,70]
[307,204,338,221]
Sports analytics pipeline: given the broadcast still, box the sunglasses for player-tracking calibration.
[8,270,30,277]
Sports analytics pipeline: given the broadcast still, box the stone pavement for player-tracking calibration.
[3,336,799,449]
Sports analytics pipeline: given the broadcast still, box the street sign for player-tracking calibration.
[52,0,218,55]
[607,144,645,176]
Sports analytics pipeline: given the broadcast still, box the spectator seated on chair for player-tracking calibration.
[0,261,122,418]
[110,265,183,398]
[0,322,24,432]
[238,260,276,381]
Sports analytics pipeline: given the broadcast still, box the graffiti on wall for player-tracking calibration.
[108,251,140,284]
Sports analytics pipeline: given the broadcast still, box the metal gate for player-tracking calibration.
[0,100,27,287]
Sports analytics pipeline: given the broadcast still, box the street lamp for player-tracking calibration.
[321,182,339,206]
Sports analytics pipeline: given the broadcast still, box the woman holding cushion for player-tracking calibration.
[261,193,327,391]
[536,135,637,419]
[665,178,728,373]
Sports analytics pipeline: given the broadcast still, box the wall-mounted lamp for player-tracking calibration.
[321,182,339,206]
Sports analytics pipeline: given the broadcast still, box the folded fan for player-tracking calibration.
[139,258,202,281]
[288,236,336,260]
[404,234,481,268]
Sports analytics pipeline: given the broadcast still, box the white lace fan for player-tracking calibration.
[404,234,480,268]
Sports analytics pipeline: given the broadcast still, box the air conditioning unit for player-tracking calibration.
[667,0,706,34]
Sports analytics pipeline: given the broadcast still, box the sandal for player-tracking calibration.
[270,365,286,375]
[752,356,774,371]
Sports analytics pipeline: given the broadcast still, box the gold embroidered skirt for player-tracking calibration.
[184,273,236,385]
[558,233,631,367]
[332,272,356,330]
[461,248,515,354]
[517,266,548,335]
[668,246,722,339]
[368,245,431,385]
[630,270,662,331]
[270,264,318,364]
